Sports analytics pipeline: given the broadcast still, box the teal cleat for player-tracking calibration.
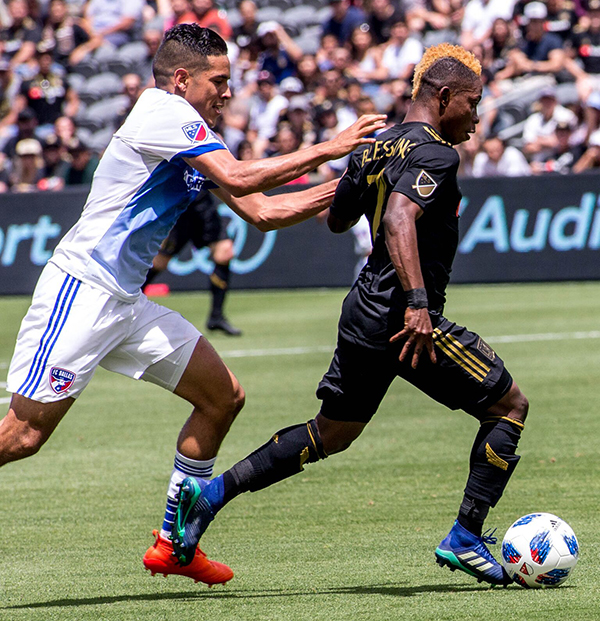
[171,475,224,566]
[435,521,513,587]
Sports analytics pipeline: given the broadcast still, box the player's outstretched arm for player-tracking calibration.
[384,192,437,368]
[210,179,338,232]
[185,115,386,197]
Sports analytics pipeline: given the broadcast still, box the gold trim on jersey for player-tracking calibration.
[366,168,387,242]
[433,328,490,382]
[423,125,451,146]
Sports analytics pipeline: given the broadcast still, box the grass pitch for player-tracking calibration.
[1,283,599,621]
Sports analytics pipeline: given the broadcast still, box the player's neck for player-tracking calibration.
[403,102,442,134]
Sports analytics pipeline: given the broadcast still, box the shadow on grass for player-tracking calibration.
[5,582,498,610]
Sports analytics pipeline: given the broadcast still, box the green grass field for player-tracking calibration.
[1,283,599,621]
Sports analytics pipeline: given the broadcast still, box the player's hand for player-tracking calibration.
[329,115,387,158]
[390,307,437,369]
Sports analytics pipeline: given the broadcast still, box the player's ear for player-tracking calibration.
[439,86,451,110]
[173,68,190,91]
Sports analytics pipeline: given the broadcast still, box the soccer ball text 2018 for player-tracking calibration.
[501,513,579,588]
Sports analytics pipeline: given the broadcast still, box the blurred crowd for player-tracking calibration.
[1,0,600,193]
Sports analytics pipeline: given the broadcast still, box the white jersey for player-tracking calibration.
[50,88,227,302]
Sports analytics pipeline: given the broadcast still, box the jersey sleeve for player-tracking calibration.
[132,96,227,162]
[329,152,366,222]
[392,142,459,211]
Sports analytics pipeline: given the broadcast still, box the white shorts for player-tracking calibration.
[7,263,201,403]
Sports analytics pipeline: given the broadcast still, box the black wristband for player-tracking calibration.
[405,287,428,309]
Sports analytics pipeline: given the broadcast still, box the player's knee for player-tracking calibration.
[12,425,47,460]
[508,388,529,423]
[316,415,365,455]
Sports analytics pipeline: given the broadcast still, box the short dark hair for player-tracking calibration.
[152,24,228,88]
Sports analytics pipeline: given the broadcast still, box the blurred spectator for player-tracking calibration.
[522,85,578,160]
[405,0,452,36]
[572,131,600,172]
[162,0,196,31]
[236,138,253,160]
[10,138,44,192]
[486,17,517,77]
[256,22,302,84]
[381,19,423,81]
[1,0,42,72]
[0,58,23,134]
[281,94,317,148]
[19,48,79,130]
[233,0,260,62]
[247,70,288,157]
[385,78,412,124]
[115,73,143,128]
[531,120,586,174]
[296,54,321,92]
[347,24,386,85]
[3,107,38,159]
[54,114,76,147]
[473,134,531,176]
[495,2,565,81]
[316,33,339,71]
[190,0,233,41]
[456,132,482,177]
[279,76,304,99]
[546,0,578,43]
[322,0,367,45]
[366,0,406,45]
[84,0,145,48]
[565,0,600,102]
[268,124,310,184]
[461,0,517,50]
[62,138,99,185]
[0,153,9,192]
[37,133,67,191]
[41,0,96,69]
[137,27,163,86]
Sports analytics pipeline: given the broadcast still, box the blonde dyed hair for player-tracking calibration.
[412,43,482,101]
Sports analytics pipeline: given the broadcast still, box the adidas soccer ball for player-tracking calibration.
[501,513,579,588]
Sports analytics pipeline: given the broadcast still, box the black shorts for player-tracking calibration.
[159,197,228,257]
[316,314,513,424]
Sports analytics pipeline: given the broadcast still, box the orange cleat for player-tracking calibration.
[143,530,233,585]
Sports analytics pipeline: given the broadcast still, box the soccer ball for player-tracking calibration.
[501,513,579,588]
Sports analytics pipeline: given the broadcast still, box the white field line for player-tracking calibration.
[219,330,600,358]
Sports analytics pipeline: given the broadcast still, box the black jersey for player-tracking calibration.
[330,121,461,349]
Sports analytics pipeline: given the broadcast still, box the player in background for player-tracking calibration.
[144,192,243,336]
[0,24,386,586]
[171,44,529,587]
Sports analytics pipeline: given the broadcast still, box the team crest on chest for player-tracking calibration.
[412,170,438,197]
[182,121,208,143]
[49,367,76,394]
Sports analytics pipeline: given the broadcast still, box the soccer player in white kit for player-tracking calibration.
[1,24,386,585]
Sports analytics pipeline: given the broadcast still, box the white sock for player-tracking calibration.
[160,451,216,540]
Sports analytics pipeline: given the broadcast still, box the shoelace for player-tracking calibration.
[481,528,498,546]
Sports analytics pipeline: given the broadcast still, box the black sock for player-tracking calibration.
[457,496,490,537]
[460,417,524,534]
[209,263,230,319]
[221,420,327,506]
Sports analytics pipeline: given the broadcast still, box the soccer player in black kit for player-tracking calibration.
[144,192,242,336]
[171,44,529,587]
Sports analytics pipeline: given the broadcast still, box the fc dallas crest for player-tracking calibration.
[182,121,208,143]
[49,367,76,394]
